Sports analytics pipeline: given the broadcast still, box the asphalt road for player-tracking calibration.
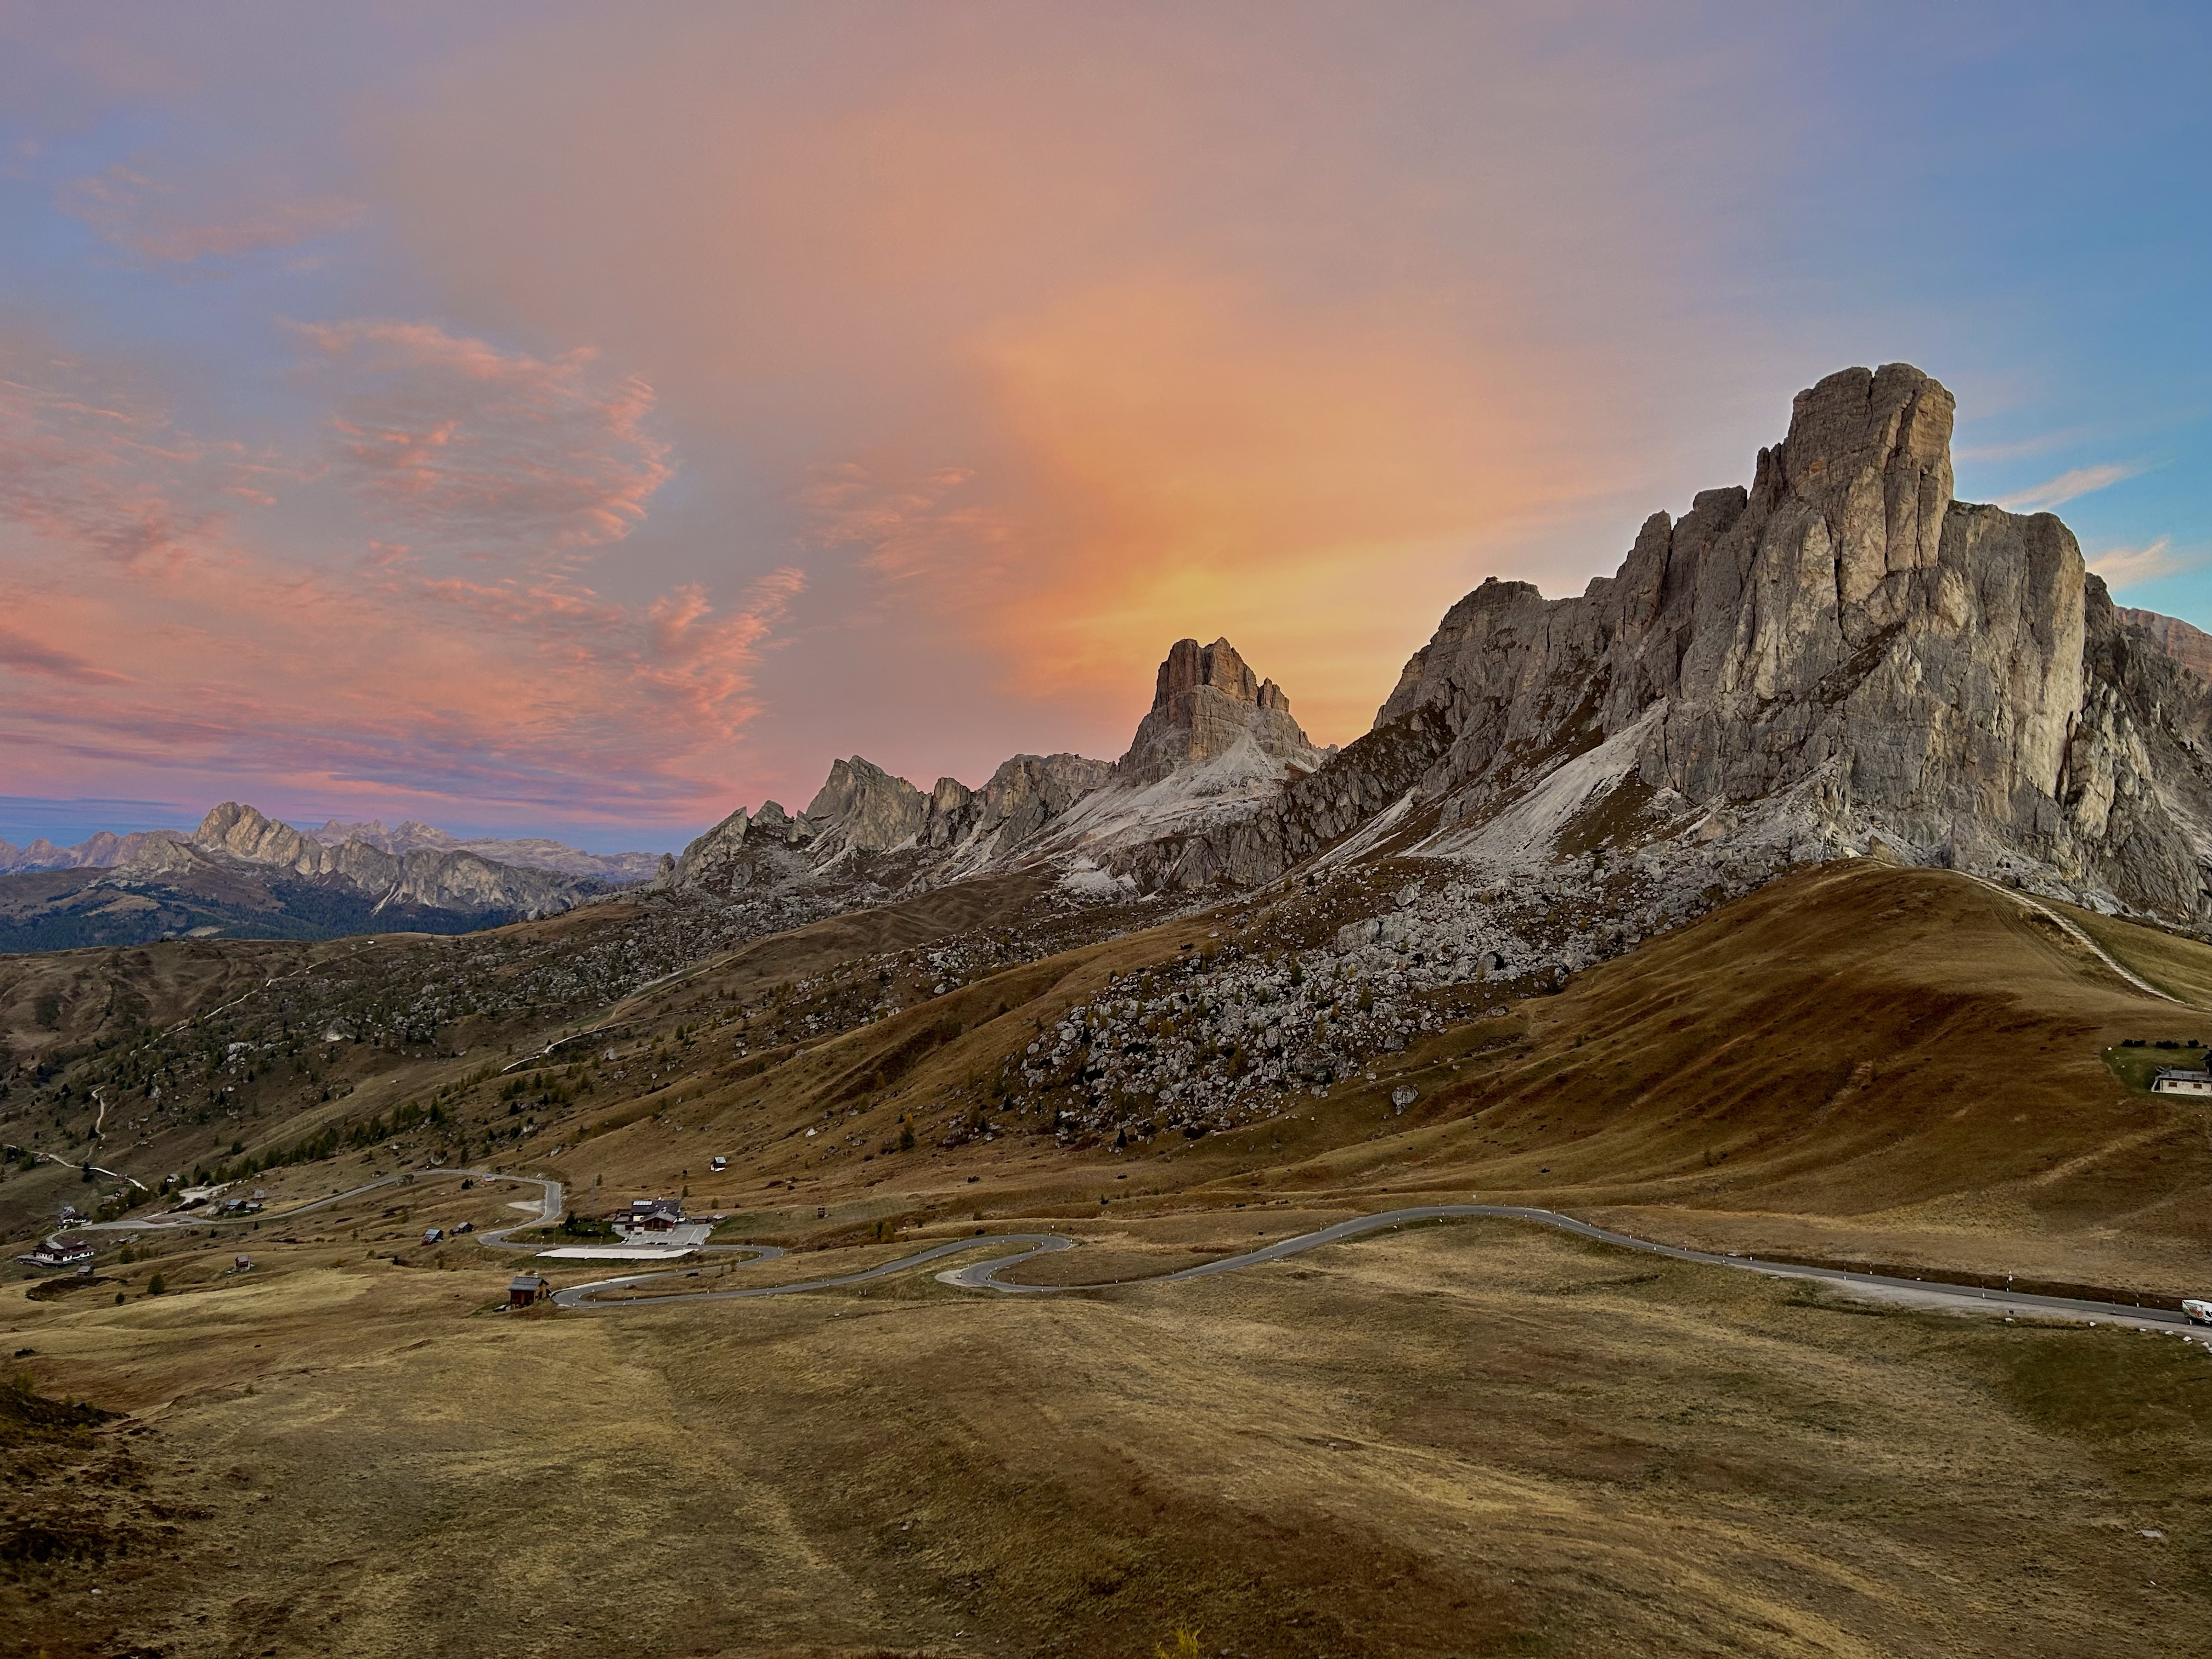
[62,1172,2207,1336]
[551,1201,2212,1334]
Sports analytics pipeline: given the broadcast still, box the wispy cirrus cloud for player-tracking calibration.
[0,331,788,827]
[0,624,131,684]
[59,162,365,263]
[295,319,673,564]
[0,354,285,569]
[1999,460,2151,515]
[798,462,1028,618]
[2086,537,2194,589]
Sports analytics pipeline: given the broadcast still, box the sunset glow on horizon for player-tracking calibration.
[2,3,2206,850]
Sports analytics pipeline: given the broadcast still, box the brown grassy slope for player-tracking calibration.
[1342,861,2212,1289]
[6,1218,2209,1659]
[0,937,316,1070]
[2059,900,2212,1010]
[517,861,2211,1297]
[22,859,2207,1300]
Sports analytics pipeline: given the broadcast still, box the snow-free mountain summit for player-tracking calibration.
[659,364,2212,939]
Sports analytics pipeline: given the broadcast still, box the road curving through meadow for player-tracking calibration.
[66,1169,2209,1335]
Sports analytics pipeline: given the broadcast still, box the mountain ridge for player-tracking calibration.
[0,815,658,884]
[0,802,629,952]
[647,364,2212,962]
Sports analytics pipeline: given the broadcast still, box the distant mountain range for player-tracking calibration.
[0,803,653,953]
[0,816,660,883]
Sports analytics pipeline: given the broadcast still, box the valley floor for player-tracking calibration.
[6,1216,2210,1658]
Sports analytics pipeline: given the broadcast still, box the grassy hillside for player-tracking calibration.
[6,1211,2208,1657]
[9,860,2212,1652]
[12,860,2209,1297]
[481,860,2212,1298]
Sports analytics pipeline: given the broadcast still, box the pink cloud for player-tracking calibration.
[0,334,786,826]
[0,354,281,570]
[0,624,130,684]
[798,462,1025,616]
[59,162,365,263]
[295,319,673,562]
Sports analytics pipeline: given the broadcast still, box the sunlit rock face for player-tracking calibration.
[1001,637,1335,889]
[665,806,751,888]
[1211,362,2212,921]
[2118,607,2212,685]
[1116,636,1326,786]
[806,758,926,855]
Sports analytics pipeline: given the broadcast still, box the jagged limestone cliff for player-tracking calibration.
[1116,637,1324,785]
[1147,364,2212,918]
[653,363,2212,926]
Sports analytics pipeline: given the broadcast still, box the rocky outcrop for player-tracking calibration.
[1117,637,1326,784]
[195,802,328,872]
[1138,363,2212,919]
[1014,639,1331,883]
[666,806,752,888]
[664,749,1115,894]
[2118,607,2212,684]
[914,754,1116,870]
[180,802,603,918]
[806,759,928,855]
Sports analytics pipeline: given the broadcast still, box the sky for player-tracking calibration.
[0,2,2206,853]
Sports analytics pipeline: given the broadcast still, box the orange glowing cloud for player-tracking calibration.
[377,4,1768,781]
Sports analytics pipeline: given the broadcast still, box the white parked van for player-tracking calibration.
[2183,1299,2212,1327]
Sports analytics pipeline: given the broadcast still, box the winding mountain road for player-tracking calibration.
[549,1200,2210,1334]
[66,1170,2205,1336]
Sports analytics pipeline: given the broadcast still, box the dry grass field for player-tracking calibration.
[531,862,2212,1301]
[8,860,2212,1655]
[6,1214,2210,1659]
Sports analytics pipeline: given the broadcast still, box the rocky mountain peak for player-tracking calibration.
[1118,636,1324,785]
[194,802,324,872]
[2118,607,2212,682]
[806,758,927,854]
